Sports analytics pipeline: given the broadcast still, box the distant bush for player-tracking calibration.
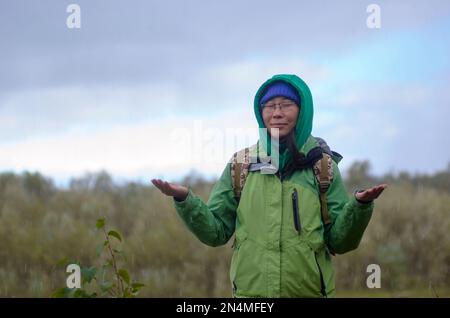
[0,163,448,297]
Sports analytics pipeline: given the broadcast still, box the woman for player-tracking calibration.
[152,74,387,297]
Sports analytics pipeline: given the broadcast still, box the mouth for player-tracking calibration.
[271,123,288,128]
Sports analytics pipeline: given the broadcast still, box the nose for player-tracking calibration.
[272,107,284,117]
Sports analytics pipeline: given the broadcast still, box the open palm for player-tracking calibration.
[151,178,189,201]
[355,184,388,202]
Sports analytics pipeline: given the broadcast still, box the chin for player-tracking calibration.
[271,133,289,140]
[269,127,291,140]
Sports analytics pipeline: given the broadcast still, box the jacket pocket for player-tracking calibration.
[230,236,266,297]
[314,251,327,297]
[229,233,247,295]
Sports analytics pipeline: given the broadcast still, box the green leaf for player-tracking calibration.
[118,269,130,285]
[81,266,97,284]
[123,288,134,298]
[108,230,122,242]
[113,249,125,259]
[101,261,113,279]
[73,289,85,298]
[73,289,97,298]
[131,282,145,293]
[51,287,71,298]
[131,283,145,289]
[103,260,113,268]
[96,218,105,229]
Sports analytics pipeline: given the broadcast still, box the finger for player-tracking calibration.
[371,187,385,198]
[371,186,383,193]
[370,190,381,198]
[374,185,385,190]
[163,181,172,190]
[370,184,387,191]
[164,181,177,195]
[153,182,165,192]
[370,186,384,195]
[153,179,167,192]
[375,184,387,191]
[370,186,381,193]
[375,188,386,196]
[365,188,375,196]
[160,181,171,192]
[375,184,387,192]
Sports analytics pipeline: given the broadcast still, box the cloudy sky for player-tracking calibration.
[1,0,450,186]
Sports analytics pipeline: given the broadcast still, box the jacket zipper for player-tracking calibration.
[276,169,283,297]
[314,252,327,297]
[292,189,301,234]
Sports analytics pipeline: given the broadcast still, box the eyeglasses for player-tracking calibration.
[261,101,297,115]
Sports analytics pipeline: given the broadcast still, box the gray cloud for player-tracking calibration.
[1,0,450,176]
[315,79,450,175]
[2,0,450,92]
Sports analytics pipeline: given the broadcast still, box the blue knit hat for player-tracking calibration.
[260,81,300,105]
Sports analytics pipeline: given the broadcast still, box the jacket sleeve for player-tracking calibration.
[324,161,374,254]
[172,162,238,247]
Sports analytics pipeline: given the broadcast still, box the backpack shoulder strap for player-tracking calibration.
[230,145,255,200]
[313,152,333,225]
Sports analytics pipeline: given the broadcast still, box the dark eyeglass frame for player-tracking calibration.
[260,100,298,114]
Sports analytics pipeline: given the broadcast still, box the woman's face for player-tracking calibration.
[261,96,299,140]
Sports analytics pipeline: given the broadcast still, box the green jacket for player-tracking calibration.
[173,74,374,298]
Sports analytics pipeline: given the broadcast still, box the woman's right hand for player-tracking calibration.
[151,178,189,201]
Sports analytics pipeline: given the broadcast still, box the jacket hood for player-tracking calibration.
[253,74,314,169]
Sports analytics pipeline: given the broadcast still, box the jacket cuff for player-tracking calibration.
[351,192,374,210]
[173,187,195,211]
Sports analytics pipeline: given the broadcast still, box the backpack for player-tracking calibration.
[229,136,343,227]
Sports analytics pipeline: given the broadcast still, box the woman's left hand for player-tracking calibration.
[355,184,388,203]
